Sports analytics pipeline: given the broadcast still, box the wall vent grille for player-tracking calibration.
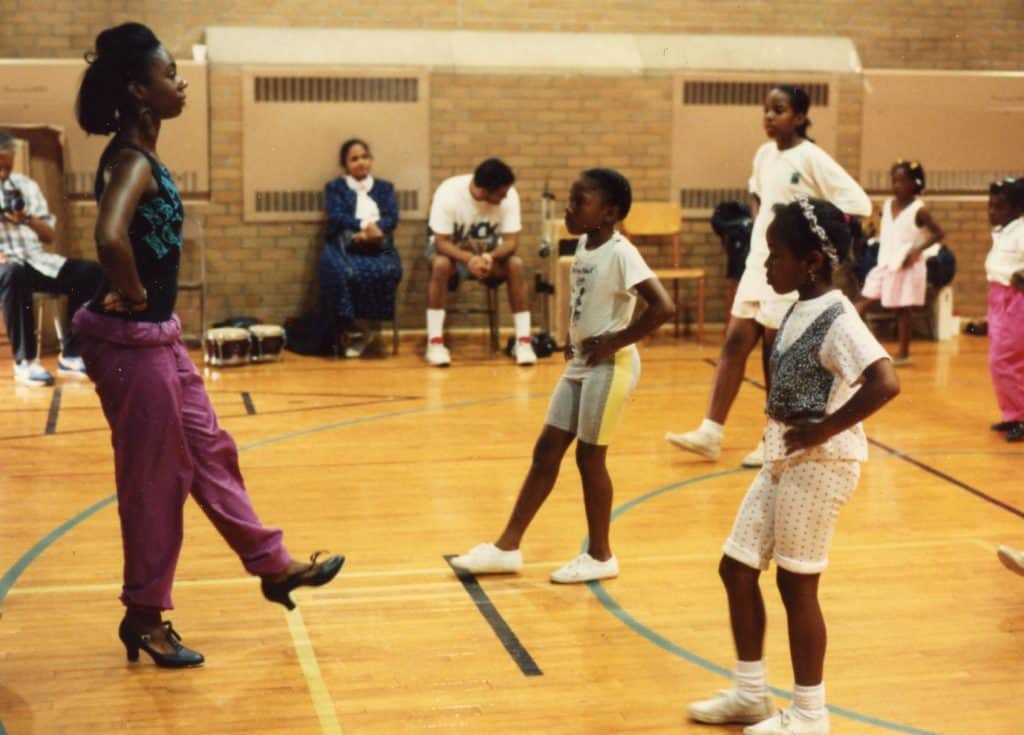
[682,81,829,106]
[866,168,1017,194]
[253,76,419,103]
[253,189,420,214]
[679,187,749,211]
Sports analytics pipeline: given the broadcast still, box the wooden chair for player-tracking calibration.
[622,201,705,341]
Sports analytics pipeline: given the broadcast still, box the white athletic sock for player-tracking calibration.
[734,659,767,704]
[513,311,531,341]
[792,682,826,720]
[427,309,445,342]
[700,418,724,439]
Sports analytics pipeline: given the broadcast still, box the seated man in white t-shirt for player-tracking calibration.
[424,158,536,367]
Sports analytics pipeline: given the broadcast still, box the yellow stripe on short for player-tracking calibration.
[596,348,634,445]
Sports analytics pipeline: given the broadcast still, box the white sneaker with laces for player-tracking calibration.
[687,689,774,725]
[425,341,451,367]
[450,543,522,574]
[514,340,537,366]
[665,428,721,460]
[744,707,830,735]
[13,360,54,387]
[997,545,1024,576]
[741,440,765,468]
[549,553,618,583]
[57,354,87,377]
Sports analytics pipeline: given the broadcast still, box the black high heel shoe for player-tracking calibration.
[118,618,205,668]
[261,551,345,611]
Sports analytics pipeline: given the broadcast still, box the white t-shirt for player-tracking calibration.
[568,231,655,354]
[877,197,927,270]
[428,173,521,254]
[985,217,1024,286]
[764,290,890,463]
[737,140,872,304]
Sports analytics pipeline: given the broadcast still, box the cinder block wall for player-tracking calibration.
[14,1,1020,334]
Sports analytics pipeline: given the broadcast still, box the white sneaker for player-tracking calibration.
[997,545,1024,576]
[549,553,619,584]
[741,440,765,468]
[744,707,830,735]
[425,341,451,367]
[514,340,537,366]
[688,689,774,725]
[13,360,54,386]
[450,543,522,574]
[57,354,87,377]
[665,428,721,460]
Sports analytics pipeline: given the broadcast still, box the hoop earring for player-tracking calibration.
[806,267,817,285]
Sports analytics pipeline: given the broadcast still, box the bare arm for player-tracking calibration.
[433,232,491,279]
[2,211,56,243]
[783,357,900,454]
[488,231,518,262]
[94,150,156,310]
[904,207,946,266]
[580,276,675,366]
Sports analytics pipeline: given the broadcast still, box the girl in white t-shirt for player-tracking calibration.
[688,197,899,735]
[984,177,1024,443]
[667,85,871,469]
[856,160,945,364]
[451,169,673,584]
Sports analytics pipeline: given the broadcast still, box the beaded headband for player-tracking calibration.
[795,195,838,265]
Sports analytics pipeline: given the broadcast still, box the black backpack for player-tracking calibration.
[283,314,334,356]
[710,202,752,280]
[926,245,957,289]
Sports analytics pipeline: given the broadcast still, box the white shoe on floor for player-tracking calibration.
[744,708,830,735]
[425,341,451,367]
[450,543,522,574]
[997,545,1024,576]
[514,340,537,366]
[665,428,721,460]
[549,553,618,583]
[687,689,774,725]
[57,354,87,377]
[13,360,54,386]
[741,440,765,468]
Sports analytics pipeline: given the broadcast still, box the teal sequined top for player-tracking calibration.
[89,141,184,323]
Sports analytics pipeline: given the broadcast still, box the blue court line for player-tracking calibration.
[582,469,942,735]
[1,392,940,735]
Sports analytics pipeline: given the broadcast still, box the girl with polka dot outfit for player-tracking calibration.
[688,197,900,735]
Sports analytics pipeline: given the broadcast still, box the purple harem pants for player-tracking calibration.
[988,282,1024,423]
[73,309,291,611]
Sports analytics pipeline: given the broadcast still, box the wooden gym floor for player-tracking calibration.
[0,331,1020,735]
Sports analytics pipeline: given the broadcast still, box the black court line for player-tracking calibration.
[44,387,62,435]
[443,554,542,677]
[869,437,1024,519]
[241,392,256,415]
[703,356,1024,519]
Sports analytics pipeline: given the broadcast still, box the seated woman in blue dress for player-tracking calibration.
[318,138,403,356]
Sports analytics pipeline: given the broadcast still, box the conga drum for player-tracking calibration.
[249,324,286,363]
[203,327,251,366]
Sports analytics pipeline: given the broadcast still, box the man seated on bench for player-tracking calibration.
[424,158,536,367]
[0,130,103,385]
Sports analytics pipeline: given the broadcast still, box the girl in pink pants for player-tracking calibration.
[984,178,1024,443]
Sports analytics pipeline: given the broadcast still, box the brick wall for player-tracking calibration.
[3,1,1022,70]
[17,2,1022,336]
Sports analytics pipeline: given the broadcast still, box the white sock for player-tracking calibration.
[734,659,766,704]
[700,418,724,439]
[513,311,531,341]
[792,682,826,720]
[427,309,445,342]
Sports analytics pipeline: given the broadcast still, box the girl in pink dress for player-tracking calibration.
[856,160,945,364]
